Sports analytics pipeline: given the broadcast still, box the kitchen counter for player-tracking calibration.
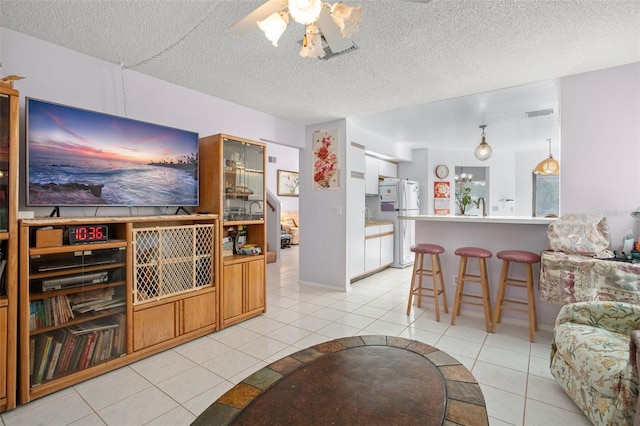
[365,220,394,227]
[407,214,561,327]
[399,215,555,225]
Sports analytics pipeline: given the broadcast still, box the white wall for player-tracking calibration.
[560,62,640,247]
[299,120,349,290]
[1,28,305,218]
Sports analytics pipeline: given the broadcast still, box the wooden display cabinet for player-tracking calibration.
[0,84,19,412]
[19,215,218,403]
[199,134,267,328]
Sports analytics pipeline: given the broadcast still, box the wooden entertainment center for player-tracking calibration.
[0,86,268,409]
[18,214,219,403]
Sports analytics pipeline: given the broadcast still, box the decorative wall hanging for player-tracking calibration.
[312,128,340,190]
[277,169,299,196]
[433,181,450,215]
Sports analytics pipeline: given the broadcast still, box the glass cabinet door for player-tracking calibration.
[223,138,264,221]
[0,94,9,232]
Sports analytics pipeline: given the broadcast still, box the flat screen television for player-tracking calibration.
[26,98,199,207]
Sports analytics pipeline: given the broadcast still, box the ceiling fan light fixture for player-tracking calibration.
[299,24,326,58]
[288,0,323,25]
[474,124,492,161]
[257,12,289,46]
[330,3,363,37]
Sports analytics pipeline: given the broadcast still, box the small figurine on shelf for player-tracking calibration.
[227,226,237,253]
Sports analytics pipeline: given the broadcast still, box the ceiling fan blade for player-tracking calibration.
[316,7,354,54]
[229,0,286,35]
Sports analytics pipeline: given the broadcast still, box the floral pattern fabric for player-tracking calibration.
[539,251,640,305]
[547,213,612,256]
[551,301,640,425]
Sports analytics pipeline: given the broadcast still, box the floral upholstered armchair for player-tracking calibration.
[550,301,640,425]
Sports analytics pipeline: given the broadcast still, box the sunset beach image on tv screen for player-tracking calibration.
[26,98,199,207]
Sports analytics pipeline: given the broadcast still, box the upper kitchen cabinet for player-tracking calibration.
[365,155,397,195]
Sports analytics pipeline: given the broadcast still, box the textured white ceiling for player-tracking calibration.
[1,0,639,149]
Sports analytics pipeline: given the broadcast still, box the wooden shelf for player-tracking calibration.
[29,307,126,336]
[28,240,127,256]
[30,280,125,301]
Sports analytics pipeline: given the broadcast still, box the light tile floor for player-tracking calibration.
[1,246,591,425]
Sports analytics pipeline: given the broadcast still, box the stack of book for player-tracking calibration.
[30,315,126,386]
[29,288,126,331]
[67,288,125,314]
[29,296,74,330]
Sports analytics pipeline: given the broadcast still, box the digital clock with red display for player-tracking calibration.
[68,225,109,245]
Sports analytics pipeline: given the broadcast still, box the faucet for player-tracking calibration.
[476,197,487,217]
[249,201,262,216]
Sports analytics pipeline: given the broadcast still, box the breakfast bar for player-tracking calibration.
[400,215,561,327]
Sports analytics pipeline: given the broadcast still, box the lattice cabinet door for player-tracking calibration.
[133,224,214,304]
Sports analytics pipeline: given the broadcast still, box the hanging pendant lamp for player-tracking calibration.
[474,124,492,161]
[534,139,560,175]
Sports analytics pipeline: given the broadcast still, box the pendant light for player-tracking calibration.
[534,139,560,175]
[474,124,492,161]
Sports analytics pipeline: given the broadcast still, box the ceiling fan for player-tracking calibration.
[229,0,363,59]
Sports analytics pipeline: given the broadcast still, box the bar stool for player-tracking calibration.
[491,250,541,342]
[406,244,448,321]
[451,247,493,332]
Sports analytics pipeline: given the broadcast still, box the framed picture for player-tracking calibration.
[277,170,299,196]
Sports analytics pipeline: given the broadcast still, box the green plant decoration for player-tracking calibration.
[456,186,473,215]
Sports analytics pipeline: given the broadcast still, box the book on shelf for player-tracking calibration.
[30,316,126,385]
[68,288,125,314]
[56,330,77,375]
[79,332,97,370]
[68,334,87,372]
[29,337,36,377]
[45,339,63,380]
[29,296,74,330]
[31,333,54,386]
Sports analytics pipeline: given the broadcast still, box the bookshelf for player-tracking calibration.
[19,215,218,403]
[0,84,18,412]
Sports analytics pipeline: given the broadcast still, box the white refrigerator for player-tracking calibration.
[378,179,419,268]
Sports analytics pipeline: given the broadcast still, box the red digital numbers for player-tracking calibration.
[88,226,104,240]
[70,225,107,244]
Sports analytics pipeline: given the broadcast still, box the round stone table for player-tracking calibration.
[192,335,488,425]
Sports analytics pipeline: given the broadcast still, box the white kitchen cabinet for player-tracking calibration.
[361,223,394,278]
[378,159,397,179]
[348,143,366,279]
[365,156,397,195]
[364,225,381,273]
[380,224,394,266]
[365,155,379,195]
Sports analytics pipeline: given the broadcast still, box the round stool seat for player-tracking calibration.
[455,247,492,258]
[497,250,541,264]
[411,244,445,255]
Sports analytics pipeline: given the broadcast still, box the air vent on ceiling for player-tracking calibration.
[525,108,554,118]
[298,38,359,60]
